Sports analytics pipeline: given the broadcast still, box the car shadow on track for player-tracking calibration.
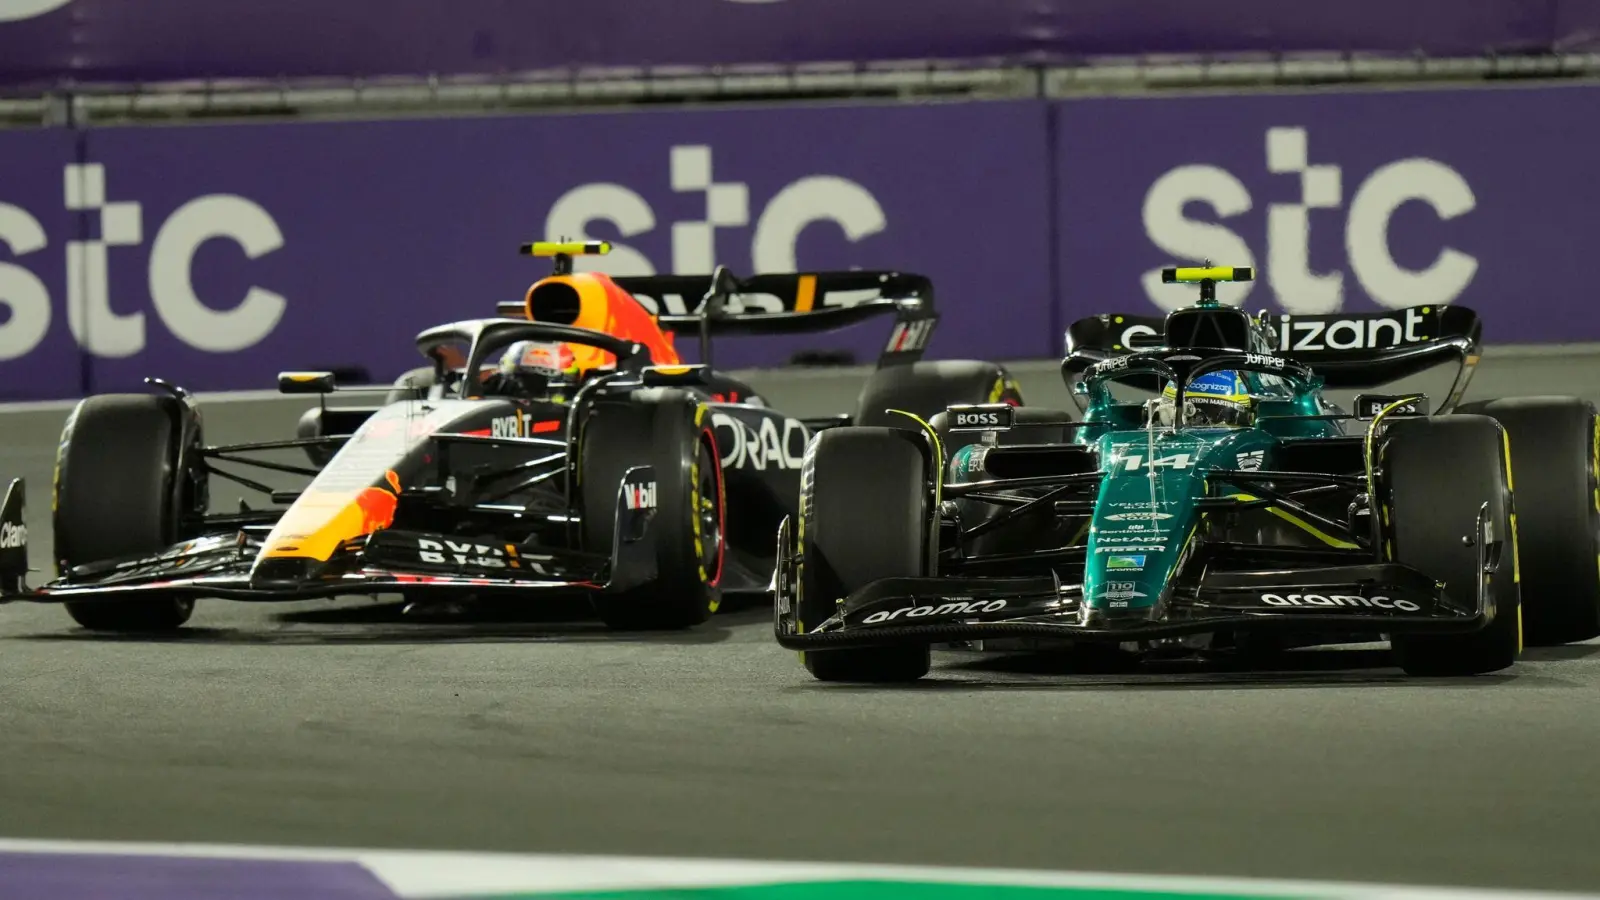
[799,645,1520,692]
[9,593,773,647]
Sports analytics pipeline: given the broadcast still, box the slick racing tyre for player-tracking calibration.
[1456,396,1600,645]
[580,389,726,630]
[797,427,933,683]
[1383,415,1521,676]
[54,394,200,632]
[855,361,1023,429]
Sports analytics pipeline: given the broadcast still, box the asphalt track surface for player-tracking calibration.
[5,393,1600,895]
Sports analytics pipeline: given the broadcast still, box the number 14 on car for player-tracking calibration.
[1118,453,1194,471]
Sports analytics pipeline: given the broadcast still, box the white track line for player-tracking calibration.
[0,839,1590,899]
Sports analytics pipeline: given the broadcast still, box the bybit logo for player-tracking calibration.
[1141,126,1477,313]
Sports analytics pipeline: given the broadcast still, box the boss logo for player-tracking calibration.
[1355,394,1429,419]
[946,404,1015,432]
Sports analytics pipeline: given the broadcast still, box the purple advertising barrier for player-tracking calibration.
[0,850,399,900]
[3,0,1600,87]
[66,100,1051,398]
[0,127,86,401]
[1054,82,1600,346]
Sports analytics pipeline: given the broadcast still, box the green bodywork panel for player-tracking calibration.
[948,365,1351,619]
[1076,370,1343,616]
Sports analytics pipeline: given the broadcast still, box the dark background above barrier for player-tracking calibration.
[3,0,1600,89]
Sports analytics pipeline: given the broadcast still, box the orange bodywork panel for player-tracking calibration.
[524,273,680,370]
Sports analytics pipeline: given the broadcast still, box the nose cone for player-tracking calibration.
[250,556,323,588]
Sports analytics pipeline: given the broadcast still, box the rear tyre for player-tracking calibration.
[797,427,932,683]
[1456,397,1600,645]
[854,361,1022,429]
[55,395,197,632]
[1384,415,1521,676]
[581,390,725,630]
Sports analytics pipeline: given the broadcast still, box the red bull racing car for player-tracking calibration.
[0,241,1023,633]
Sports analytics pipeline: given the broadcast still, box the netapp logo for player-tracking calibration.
[1262,593,1420,612]
[862,598,1007,624]
[1276,308,1428,351]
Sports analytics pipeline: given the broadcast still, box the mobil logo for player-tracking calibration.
[1141,126,1476,315]
[0,163,286,361]
[542,144,888,314]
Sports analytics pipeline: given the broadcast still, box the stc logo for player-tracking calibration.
[0,164,285,361]
[1141,126,1476,313]
[0,0,70,22]
[544,144,885,313]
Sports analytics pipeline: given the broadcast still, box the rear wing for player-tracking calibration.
[1064,305,1483,407]
[498,268,938,368]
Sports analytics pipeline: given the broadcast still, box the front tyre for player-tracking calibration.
[797,427,932,683]
[1383,415,1521,676]
[54,395,198,632]
[581,390,725,630]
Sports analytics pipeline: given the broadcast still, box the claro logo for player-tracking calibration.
[0,164,285,361]
[1141,127,1476,314]
[544,145,886,314]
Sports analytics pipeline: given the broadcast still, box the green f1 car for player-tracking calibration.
[774,266,1600,681]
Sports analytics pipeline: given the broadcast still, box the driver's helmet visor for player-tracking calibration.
[500,340,579,379]
[1156,369,1256,427]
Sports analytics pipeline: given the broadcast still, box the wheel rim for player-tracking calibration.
[694,436,725,587]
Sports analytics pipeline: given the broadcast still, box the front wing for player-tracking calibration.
[773,508,1504,649]
[6,466,661,605]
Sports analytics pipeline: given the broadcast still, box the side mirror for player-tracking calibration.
[278,371,338,394]
[641,365,710,387]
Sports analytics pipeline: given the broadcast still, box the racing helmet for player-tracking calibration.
[490,340,588,397]
[1150,370,1257,428]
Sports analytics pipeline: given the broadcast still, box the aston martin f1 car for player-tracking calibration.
[775,265,1600,681]
[0,242,1021,634]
